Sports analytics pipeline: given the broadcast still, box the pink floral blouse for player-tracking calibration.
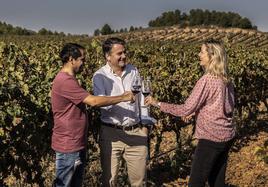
[160,74,235,142]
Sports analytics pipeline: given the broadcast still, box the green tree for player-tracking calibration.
[0,21,35,35]
[148,9,181,27]
[101,24,113,35]
[94,28,100,36]
[129,26,135,32]
[189,9,204,26]
[38,28,54,35]
[38,28,48,35]
[148,9,255,30]
[238,18,253,29]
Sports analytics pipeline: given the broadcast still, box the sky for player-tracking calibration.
[0,0,267,35]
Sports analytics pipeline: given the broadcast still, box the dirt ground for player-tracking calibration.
[160,121,268,187]
[226,126,268,186]
[3,120,267,187]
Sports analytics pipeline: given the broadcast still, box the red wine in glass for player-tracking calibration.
[142,91,150,97]
[131,85,141,94]
[131,75,142,94]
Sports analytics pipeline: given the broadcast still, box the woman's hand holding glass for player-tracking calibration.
[144,96,159,107]
[181,113,195,123]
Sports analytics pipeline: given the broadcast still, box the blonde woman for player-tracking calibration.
[145,40,235,187]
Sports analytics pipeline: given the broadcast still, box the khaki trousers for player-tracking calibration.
[99,125,148,187]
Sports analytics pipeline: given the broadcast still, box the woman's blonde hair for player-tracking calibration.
[203,39,229,83]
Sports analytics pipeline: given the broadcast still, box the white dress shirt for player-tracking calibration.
[93,63,151,127]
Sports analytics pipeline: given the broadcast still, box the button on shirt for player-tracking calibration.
[93,63,147,127]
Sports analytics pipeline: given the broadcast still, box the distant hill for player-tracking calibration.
[0,21,35,35]
[95,26,268,48]
[148,9,256,30]
[94,9,258,37]
[0,21,66,36]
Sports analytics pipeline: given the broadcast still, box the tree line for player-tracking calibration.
[93,24,144,36]
[148,9,256,29]
[94,9,256,36]
[1,8,257,37]
[0,21,67,36]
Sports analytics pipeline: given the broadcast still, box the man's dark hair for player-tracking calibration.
[102,37,126,57]
[60,43,85,64]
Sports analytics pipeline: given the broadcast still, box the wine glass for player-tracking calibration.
[141,77,151,97]
[141,77,151,108]
[131,75,141,94]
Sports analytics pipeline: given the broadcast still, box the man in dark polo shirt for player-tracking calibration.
[51,43,134,187]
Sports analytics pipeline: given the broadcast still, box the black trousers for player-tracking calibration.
[188,138,234,187]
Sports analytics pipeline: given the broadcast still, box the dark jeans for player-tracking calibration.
[188,139,234,187]
[53,149,86,187]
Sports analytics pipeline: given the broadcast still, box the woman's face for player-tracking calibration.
[199,44,210,68]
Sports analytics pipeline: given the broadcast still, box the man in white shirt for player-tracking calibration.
[93,37,150,186]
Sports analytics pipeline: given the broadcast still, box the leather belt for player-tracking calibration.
[102,122,141,131]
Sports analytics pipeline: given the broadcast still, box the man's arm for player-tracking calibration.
[92,72,114,110]
[83,91,134,107]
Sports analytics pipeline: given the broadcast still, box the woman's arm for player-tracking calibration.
[145,76,209,117]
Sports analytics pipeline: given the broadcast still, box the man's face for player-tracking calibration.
[73,49,85,73]
[106,44,127,68]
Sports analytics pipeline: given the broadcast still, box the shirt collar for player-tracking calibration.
[104,63,131,78]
